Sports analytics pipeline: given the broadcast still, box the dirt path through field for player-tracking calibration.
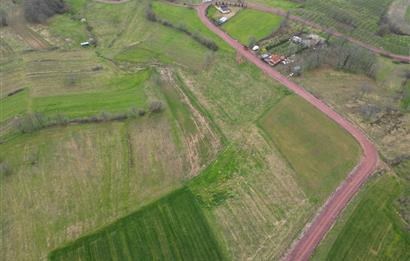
[198,3,379,261]
[7,8,49,49]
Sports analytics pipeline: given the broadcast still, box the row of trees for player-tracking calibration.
[146,4,219,51]
[23,0,68,23]
[14,101,163,134]
[297,38,377,78]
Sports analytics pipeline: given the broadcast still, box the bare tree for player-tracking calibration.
[149,101,163,113]
[0,8,8,26]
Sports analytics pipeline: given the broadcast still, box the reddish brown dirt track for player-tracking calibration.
[198,3,379,261]
[247,2,410,63]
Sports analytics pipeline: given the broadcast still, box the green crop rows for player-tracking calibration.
[49,189,226,261]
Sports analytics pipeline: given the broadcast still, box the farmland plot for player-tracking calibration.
[259,94,360,202]
[0,110,217,260]
[0,1,367,261]
[188,129,313,260]
[312,173,410,261]
[0,63,221,260]
[293,0,410,55]
[49,189,226,261]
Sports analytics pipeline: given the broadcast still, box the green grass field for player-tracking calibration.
[312,173,410,261]
[32,70,149,118]
[221,9,283,45]
[259,94,360,202]
[49,189,226,261]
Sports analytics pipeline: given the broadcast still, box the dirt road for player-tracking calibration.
[198,3,379,261]
[247,2,410,63]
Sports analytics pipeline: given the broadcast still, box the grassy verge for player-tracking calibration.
[258,94,360,203]
[221,9,283,45]
[48,189,227,261]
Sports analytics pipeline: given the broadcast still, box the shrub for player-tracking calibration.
[149,101,163,113]
[0,8,8,26]
[145,4,157,22]
[0,161,12,178]
[138,109,146,116]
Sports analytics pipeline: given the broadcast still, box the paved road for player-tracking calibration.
[197,3,379,261]
[247,2,410,63]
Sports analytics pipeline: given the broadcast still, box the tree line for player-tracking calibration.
[146,4,219,51]
[23,0,68,23]
[297,38,377,78]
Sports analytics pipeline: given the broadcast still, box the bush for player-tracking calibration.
[145,4,157,22]
[138,109,146,116]
[0,161,12,178]
[149,101,163,113]
[23,0,68,23]
[0,8,8,27]
[16,113,50,133]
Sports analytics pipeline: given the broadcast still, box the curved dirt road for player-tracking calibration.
[198,3,379,261]
[247,2,410,63]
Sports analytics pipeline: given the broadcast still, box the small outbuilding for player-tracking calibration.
[216,5,231,14]
[252,45,260,51]
[217,16,228,25]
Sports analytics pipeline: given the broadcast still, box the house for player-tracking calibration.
[217,16,228,25]
[216,5,231,14]
[80,41,90,47]
[264,54,285,66]
[291,36,303,44]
